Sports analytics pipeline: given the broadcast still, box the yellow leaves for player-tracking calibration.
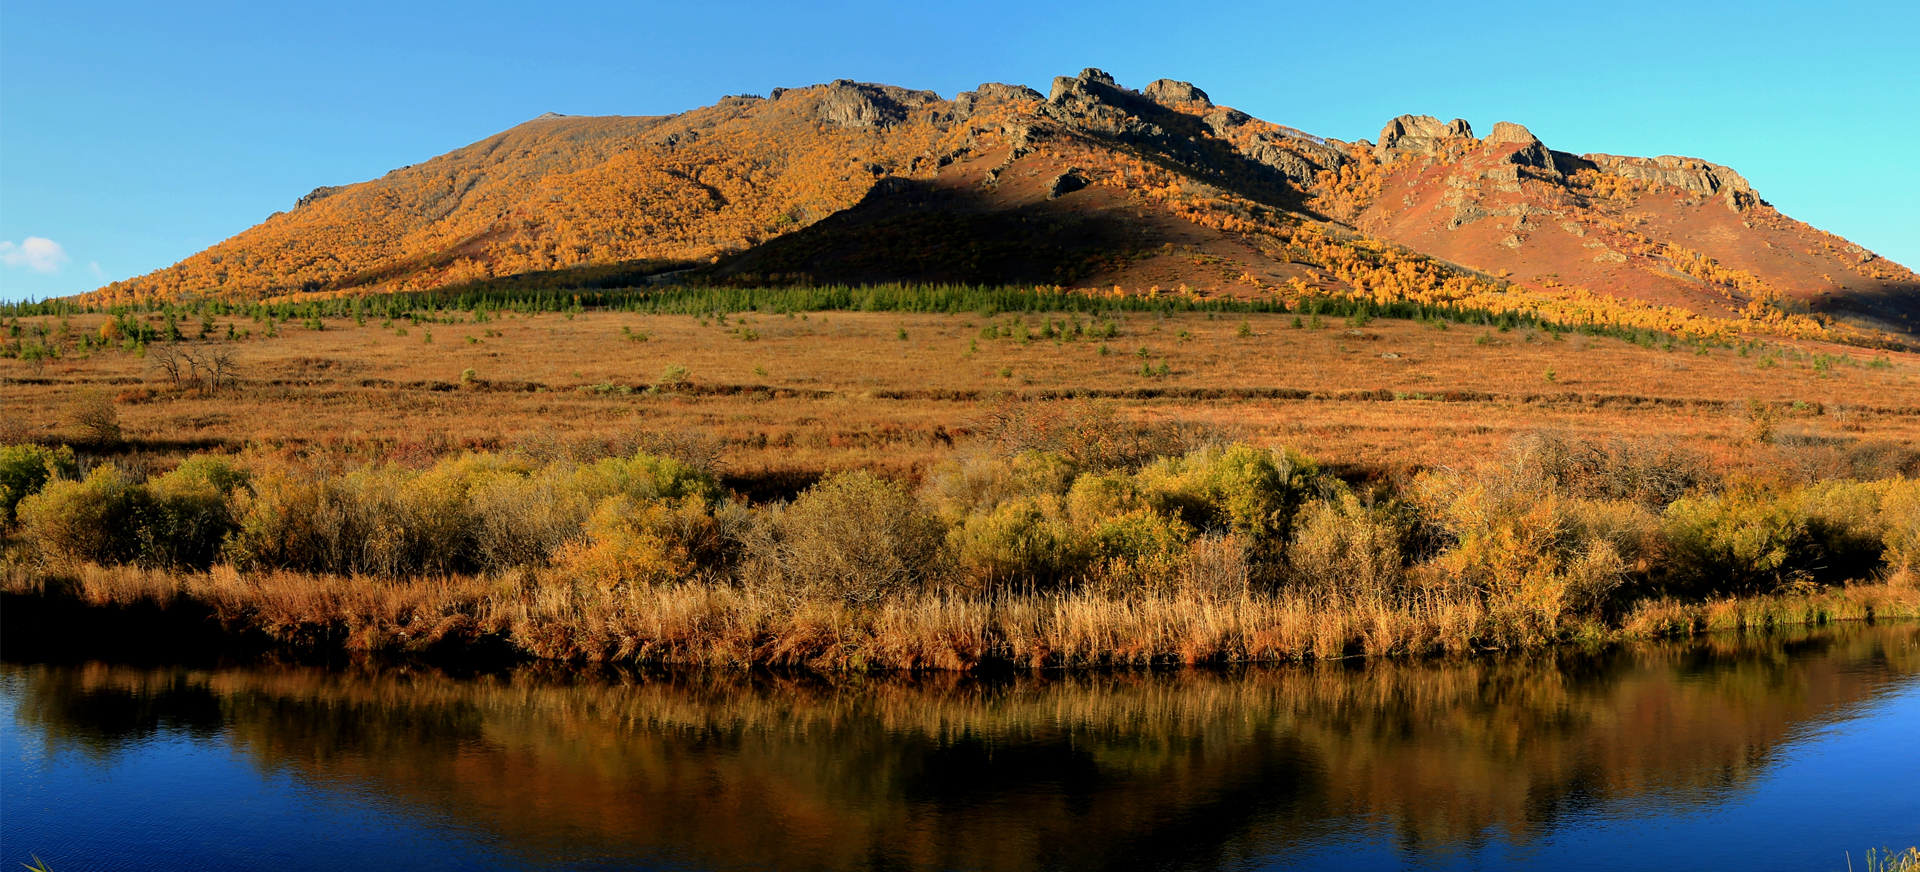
[553,495,703,592]
[95,90,966,303]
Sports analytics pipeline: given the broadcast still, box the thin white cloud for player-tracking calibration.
[0,237,71,274]
[89,261,107,279]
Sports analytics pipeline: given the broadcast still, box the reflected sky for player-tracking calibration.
[5,624,1918,871]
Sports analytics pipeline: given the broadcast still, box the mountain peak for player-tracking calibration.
[88,69,1917,346]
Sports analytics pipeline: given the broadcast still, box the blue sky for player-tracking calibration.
[3,0,1916,302]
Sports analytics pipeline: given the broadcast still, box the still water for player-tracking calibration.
[4,624,1918,871]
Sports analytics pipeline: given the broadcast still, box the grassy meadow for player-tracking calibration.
[4,290,1920,668]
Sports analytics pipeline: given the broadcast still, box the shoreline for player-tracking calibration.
[8,563,1917,672]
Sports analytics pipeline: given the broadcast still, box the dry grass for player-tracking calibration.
[12,560,1916,670]
[4,561,509,653]
[9,307,1920,672]
[6,309,1920,483]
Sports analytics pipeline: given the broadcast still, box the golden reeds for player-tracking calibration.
[11,560,1917,670]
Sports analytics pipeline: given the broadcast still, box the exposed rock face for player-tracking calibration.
[1199,108,1347,184]
[533,112,570,120]
[1201,108,1252,135]
[1376,115,1473,160]
[953,83,1044,117]
[1143,79,1211,109]
[1238,130,1347,184]
[1049,67,1118,102]
[1582,154,1753,195]
[1484,121,1534,145]
[1484,121,1557,173]
[815,80,939,129]
[295,186,342,209]
[1047,170,1089,198]
[1042,68,1169,143]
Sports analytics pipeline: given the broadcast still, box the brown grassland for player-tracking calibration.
[5,303,1920,670]
[7,307,1920,477]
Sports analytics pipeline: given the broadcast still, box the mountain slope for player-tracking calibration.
[90,69,1917,345]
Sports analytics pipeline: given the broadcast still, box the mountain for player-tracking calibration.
[90,69,1918,345]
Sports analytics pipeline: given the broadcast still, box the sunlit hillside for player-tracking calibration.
[88,69,1918,347]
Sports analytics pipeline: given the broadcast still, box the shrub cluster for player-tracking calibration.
[3,434,1916,624]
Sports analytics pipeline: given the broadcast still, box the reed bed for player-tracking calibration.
[9,560,1918,670]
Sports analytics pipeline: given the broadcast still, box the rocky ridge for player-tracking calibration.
[90,68,1917,343]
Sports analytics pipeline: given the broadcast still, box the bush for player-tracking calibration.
[70,391,122,447]
[0,444,77,526]
[654,364,690,391]
[1135,444,1318,547]
[139,456,248,568]
[223,457,489,575]
[1661,482,1827,594]
[17,466,145,563]
[1510,432,1708,506]
[1082,507,1194,594]
[1797,479,1897,582]
[970,398,1188,471]
[1181,533,1250,598]
[222,462,348,572]
[946,497,1086,587]
[1410,464,1639,619]
[1658,478,1904,594]
[1287,490,1408,603]
[223,449,721,576]
[469,465,593,570]
[554,495,714,590]
[571,451,721,503]
[740,471,946,604]
[1882,480,1920,581]
[926,450,1078,520]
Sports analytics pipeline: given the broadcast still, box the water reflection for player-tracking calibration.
[6,625,1919,871]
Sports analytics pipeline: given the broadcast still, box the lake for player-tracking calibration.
[4,623,1918,871]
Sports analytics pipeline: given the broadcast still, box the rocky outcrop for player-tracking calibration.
[1143,79,1211,109]
[1583,154,1762,212]
[1201,108,1251,136]
[1484,121,1557,173]
[295,186,342,209]
[1047,170,1089,199]
[1237,132,1347,184]
[1376,115,1473,160]
[815,81,939,130]
[1041,68,1175,145]
[952,83,1044,117]
[1484,121,1533,145]
[1583,154,1752,195]
[1049,67,1119,103]
[1198,108,1347,184]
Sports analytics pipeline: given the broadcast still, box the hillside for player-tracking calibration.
[89,69,1918,346]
